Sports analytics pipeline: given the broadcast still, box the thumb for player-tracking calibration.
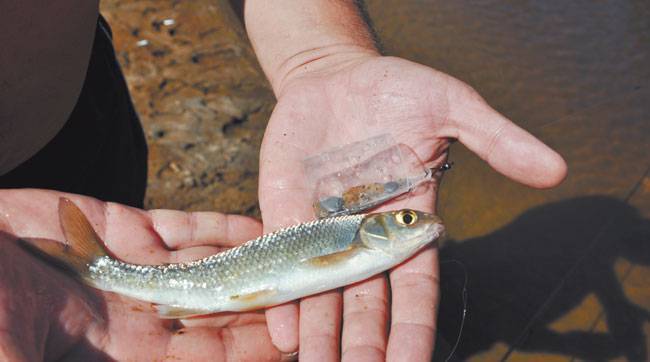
[0,338,32,362]
[443,82,567,188]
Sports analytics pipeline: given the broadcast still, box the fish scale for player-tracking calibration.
[22,198,444,318]
[89,214,366,306]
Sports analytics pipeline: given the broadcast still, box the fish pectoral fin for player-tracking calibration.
[154,304,211,319]
[301,244,362,267]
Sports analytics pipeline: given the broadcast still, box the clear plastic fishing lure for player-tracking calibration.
[303,134,452,218]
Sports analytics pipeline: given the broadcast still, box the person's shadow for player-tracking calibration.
[434,196,650,361]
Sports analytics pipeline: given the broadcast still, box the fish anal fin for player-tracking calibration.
[229,288,276,303]
[154,304,211,319]
[302,245,362,267]
[229,288,277,311]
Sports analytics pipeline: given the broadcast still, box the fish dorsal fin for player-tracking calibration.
[154,305,211,319]
[58,198,108,261]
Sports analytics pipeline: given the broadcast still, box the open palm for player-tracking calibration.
[259,56,566,361]
[0,189,281,361]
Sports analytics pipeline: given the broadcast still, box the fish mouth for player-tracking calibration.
[431,219,446,239]
[421,218,446,247]
[401,218,446,255]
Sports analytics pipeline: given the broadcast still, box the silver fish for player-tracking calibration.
[23,198,444,318]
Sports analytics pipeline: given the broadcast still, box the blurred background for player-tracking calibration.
[101,0,649,360]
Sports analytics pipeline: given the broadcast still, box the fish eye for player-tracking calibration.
[395,210,418,226]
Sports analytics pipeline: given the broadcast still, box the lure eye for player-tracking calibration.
[395,210,418,226]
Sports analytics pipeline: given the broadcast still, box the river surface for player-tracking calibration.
[366,1,649,360]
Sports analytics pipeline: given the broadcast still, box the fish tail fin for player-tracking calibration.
[20,198,107,276]
[57,197,107,260]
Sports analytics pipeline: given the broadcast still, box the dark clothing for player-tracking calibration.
[0,16,147,208]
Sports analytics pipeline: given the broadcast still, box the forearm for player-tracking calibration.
[243,0,379,94]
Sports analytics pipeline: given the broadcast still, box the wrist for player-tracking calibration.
[243,0,380,95]
[273,44,379,96]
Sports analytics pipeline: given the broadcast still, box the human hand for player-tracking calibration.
[0,189,282,361]
[258,55,567,361]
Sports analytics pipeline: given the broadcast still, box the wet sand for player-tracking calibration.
[102,0,274,216]
[102,0,649,360]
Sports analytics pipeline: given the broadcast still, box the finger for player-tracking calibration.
[0,189,265,260]
[100,202,171,264]
[445,82,567,188]
[0,189,109,241]
[386,246,439,362]
[180,310,266,329]
[0,189,173,264]
[168,242,269,331]
[141,211,267,331]
[341,274,389,362]
[148,209,263,249]
[0,340,30,362]
[259,157,313,353]
[166,325,282,362]
[261,170,342,359]
[104,206,262,264]
[379,184,438,361]
[299,290,343,362]
[265,303,300,353]
[0,190,161,264]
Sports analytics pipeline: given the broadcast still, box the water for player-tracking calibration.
[367,1,650,359]
[369,0,648,130]
[366,0,649,238]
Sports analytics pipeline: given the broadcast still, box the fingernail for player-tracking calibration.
[280,351,298,362]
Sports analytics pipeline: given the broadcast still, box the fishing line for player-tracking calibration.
[440,259,468,362]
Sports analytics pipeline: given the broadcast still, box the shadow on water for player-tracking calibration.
[435,196,650,360]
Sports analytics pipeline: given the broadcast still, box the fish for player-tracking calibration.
[21,198,445,319]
